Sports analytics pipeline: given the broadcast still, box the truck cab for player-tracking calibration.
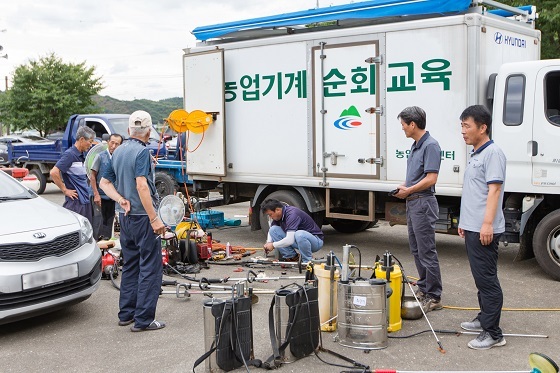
[65,114,168,160]
[490,60,560,279]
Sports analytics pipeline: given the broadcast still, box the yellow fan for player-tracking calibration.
[165,109,213,134]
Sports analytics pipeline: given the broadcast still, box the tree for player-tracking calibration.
[0,53,104,137]
[499,1,560,59]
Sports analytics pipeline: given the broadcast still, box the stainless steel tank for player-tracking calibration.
[337,279,388,349]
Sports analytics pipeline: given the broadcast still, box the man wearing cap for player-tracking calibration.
[100,110,166,332]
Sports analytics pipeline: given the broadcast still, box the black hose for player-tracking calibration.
[388,329,464,339]
[109,267,120,290]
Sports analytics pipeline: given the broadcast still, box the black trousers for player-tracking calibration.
[99,199,116,239]
[464,230,503,339]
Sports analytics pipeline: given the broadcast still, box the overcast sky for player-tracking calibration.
[0,1,351,101]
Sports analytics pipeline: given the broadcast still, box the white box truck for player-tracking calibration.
[181,0,560,280]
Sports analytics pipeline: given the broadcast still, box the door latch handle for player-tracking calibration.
[358,157,383,165]
[528,141,538,157]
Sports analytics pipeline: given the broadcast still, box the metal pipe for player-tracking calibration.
[341,244,350,283]
[403,271,445,353]
[478,0,528,16]
[319,41,328,187]
[454,330,548,338]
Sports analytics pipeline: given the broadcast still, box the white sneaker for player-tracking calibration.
[461,318,482,332]
[467,331,506,350]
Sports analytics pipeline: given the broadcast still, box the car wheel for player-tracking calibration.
[29,168,47,194]
[155,172,178,198]
[533,209,560,281]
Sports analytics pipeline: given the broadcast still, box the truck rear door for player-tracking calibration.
[313,39,381,180]
[183,49,225,176]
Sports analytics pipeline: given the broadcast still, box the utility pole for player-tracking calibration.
[0,29,7,136]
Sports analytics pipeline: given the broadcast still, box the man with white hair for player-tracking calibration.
[100,110,166,332]
[51,126,96,225]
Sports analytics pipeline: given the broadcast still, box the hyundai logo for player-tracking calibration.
[33,232,47,239]
[494,32,503,44]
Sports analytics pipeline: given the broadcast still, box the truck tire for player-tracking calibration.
[533,209,560,281]
[29,168,47,195]
[155,172,178,198]
[330,219,374,234]
[258,190,308,239]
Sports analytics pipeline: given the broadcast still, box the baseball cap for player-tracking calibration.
[129,110,152,129]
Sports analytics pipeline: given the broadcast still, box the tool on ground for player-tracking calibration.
[356,352,558,373]
[393,253,445,354]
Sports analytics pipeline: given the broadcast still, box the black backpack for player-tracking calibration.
[263,284,320,369]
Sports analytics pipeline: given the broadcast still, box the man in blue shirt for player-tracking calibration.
[100,110,166,332]
[50,126,96,225]
[458,105,507,350]
[394,106,443,313]
[261,199,324,263]
[90,133,123,239]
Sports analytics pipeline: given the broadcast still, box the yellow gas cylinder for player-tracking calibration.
[374,262,403,332]
[314,262,339,332]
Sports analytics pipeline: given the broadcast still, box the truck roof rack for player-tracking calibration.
[191,0,535,42]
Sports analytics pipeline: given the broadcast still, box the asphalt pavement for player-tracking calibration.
[1,184,559,373]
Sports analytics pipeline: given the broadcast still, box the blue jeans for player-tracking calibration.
[268,225,323,262]
[118,213,163,328]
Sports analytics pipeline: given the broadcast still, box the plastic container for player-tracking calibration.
[314,263,339,332]
[374,263,403,332]
[192,210,225,229]
[226,242,232,258]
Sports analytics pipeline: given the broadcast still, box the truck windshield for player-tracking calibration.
[109,118,161,141]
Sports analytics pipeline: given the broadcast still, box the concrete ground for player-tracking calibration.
[1,184,559,373]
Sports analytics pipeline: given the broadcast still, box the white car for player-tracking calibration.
[0,170,102,325]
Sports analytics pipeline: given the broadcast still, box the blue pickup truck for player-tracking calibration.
[6,114,168,194]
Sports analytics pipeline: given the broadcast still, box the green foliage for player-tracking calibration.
[498,1,560,59]
[0,53,104,137]
[92,96,182,124]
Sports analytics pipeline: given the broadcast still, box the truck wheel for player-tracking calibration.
[258,190,308,239]
[532,209,560,281]
[29,168,47,195]
[155,172,177,198]
[330,219,373,234]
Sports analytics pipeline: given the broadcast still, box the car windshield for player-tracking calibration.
[109,118,161,141]
[0,172,35,201]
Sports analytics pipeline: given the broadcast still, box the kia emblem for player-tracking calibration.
[33,232,47,239]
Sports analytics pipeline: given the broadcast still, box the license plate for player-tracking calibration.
[22,264,79,290]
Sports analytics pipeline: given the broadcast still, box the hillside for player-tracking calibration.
[92,95,183,124]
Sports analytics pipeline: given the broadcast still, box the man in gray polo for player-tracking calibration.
[458,105,507,350]
[394,106,443,313]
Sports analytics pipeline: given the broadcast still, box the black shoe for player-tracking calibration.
[282,254,300,262]
[118,319,134,326]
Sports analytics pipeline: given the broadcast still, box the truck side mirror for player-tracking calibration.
[102,133,110,141]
